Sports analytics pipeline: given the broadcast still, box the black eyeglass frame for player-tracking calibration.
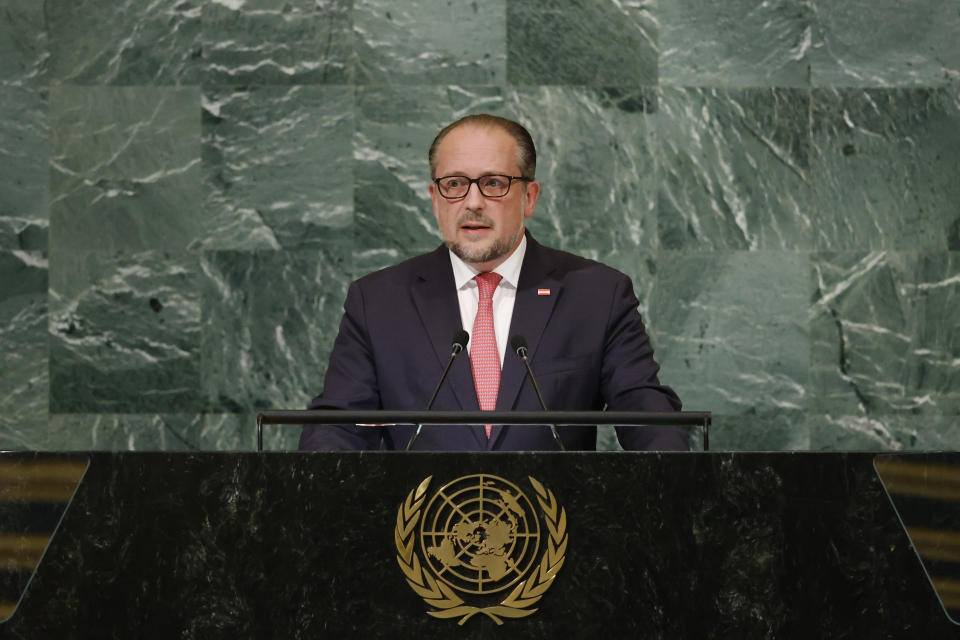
[433,174,529,200]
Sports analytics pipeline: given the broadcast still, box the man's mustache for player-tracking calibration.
[457,213,495,227]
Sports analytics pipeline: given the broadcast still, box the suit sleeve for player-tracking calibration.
[601,273,689,451]
[298,281,384,451]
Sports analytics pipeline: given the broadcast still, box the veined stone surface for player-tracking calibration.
[49,86,202,252]
[202,0,353,84]
[200,85,353,250]
[651,250,810,416]
[35,412,296,452]
[811,414,960,451]
[200,248,351,415]
[808,87,960,251]
[0,0,956,451]
[0,87,49,250]
[659,0,812,88]
[0,0,47,85]
[46,0,202,85]
[42,413,255,451]
[809,0,960,87]
[508,87,660,253]
[657,87,813,250]
[0,251,48,449]
[811,251,960,417]
[48,251,203,413]
[709,412,812,451]
[508,0,658,86]
[659,0,960,88]
[353,247,428,280]
[354,0,506,84]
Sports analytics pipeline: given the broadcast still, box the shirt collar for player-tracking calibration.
[449,234,527,290]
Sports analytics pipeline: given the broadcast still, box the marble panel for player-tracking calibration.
[658,0,812,87]
[200,85,353,250]
[353,85,504,252]
[40,413,256,451]
[595,425,708,451]
[657,87,814,250]
[353,247,429,279]
[46,0,202,85]
[809,0,960,87]
[354,0,505,84]
[356,86,660,254]
[48,251,203,413]
[808,87,960,251]
[0,0,47,85]
[49,86,202,252]
[0,251,48,450]
[650,251,810,416]
[0,87,48,250]
[810,414,960,451]
[507,87,659,253]
[709,412,811,451]
[202,0,353,84]
[576,246,658,319]
[507,0,657,86]
[811,251,960,417]
[200,248,352,415]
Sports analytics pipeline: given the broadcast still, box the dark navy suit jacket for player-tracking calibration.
[299,234,686,451]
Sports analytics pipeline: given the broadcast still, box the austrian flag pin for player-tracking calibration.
[537,288,551,296]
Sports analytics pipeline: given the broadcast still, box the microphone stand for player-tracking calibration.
[512,336,565,451]
[406,331,468,451]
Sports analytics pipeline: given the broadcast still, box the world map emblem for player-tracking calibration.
[394,474,567,625]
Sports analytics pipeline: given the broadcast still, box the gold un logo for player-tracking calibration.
[394,473,567,625]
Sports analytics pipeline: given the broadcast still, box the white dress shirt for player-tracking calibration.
[448,235,527,366]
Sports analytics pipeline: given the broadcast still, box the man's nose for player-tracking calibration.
[462,181,486,208]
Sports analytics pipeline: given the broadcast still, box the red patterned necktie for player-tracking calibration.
[471,272,503,438]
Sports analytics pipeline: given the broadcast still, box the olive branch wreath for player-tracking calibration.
[394,475,567,625]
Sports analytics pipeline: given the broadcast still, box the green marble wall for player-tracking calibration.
[0,0,957,452]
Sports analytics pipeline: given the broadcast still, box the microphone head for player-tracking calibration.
[452,329,469,353]
[510,334,528,355]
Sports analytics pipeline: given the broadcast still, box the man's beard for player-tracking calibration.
[445,210,524,266]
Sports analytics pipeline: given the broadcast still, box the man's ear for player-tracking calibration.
[523,181,541,219]
[428,182,440,222]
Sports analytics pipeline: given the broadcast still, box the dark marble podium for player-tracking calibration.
[0,452,955,639]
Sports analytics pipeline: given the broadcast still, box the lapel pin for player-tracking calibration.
[537,288,551,296]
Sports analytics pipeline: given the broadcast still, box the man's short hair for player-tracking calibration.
[428,114,537,181]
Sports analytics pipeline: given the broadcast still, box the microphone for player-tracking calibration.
[510,335,565,451]
[406,330,469,451]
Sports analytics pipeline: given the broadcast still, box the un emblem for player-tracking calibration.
[394,474,567,625]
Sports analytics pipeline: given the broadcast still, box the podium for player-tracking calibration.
[0,449,956,638]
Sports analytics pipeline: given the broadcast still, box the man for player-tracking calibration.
[299,114,686,451]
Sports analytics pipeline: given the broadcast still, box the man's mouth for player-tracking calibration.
[458,215,493,234]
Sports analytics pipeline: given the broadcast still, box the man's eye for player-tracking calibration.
[483,176,506,188]
[444,178,465,188]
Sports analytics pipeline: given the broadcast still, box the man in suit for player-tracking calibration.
[299,114,686,451]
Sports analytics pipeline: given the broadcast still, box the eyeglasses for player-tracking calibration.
[433,174,528,200]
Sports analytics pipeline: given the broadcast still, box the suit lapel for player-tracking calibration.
[488,235,561,447]
[411,247,486,447]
